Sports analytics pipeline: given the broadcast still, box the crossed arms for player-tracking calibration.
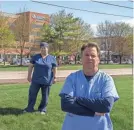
[59,93,114,117]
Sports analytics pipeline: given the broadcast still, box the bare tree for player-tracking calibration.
[97,21,132,64]
[97,20,114,64]
[112,22,132,64]
[13,8,32,66]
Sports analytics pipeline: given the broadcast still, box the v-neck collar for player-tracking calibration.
[80,69,100,84]
[40,54,49,59]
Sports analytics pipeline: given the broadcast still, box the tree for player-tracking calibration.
[13,8,32,66]
[41,24,56,43]
[112,22,133,64]
[126,34,133,63]
[97,21,133,64]
[41,10,93,55]
[72,19,93,52]
[51,10,80,52]
[97,20,114,64]
[126,34,133,51]
[0,11,15,65]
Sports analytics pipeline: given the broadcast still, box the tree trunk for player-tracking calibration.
[107,50,110,64]
[119,55,122,64]
[104,43,107,64]
[59,44,62,52]
[75,55,77,64]
[20,46,23,66]
[20,41,26,66]
[3,48,5,66]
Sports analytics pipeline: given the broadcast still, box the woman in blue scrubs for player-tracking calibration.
[24,42,57,114]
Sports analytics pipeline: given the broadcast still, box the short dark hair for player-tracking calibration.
[40,42,49,48]
[81,42,100,58]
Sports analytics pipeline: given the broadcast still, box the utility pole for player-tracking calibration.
[107,38,112,64]
[106,36,109,64]
[100,29,108,64]
[104,30,108,64]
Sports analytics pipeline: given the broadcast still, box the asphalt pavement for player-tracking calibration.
[0,68,132,84]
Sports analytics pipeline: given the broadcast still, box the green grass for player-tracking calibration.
[58,64,132,70]
[0,76,132,130]
[111,76,133,130]
[0,64,132,71]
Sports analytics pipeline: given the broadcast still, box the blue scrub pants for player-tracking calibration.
[25,83,50,112]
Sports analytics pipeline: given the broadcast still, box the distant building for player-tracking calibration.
[8,11,50,43]
[0,11,50,60]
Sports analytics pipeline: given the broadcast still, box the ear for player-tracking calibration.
[98,57,100,64]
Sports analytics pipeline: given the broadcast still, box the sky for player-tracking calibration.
[0,0,133,34]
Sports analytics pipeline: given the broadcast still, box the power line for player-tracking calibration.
[32,1,133,18]
[128,0,134,2]
[90,0,133,10]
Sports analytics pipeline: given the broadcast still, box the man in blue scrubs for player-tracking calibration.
[24,42,57,114]
[59,42,119,130]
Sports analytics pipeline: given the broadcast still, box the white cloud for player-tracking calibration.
[91,18,134,37]
[91,24,97,36]
[115,19,134,27]
[91,19,134,36]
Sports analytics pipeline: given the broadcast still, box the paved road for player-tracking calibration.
[0,68,132,79]
[0,68,132,84]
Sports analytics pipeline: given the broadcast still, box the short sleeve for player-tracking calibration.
[52,56,58,68]
[102,76,119,102]
[59,74,75,97]
[30,55,35,64]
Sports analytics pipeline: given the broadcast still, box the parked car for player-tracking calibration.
[69,61,75,64]
[0,58,3,63]
[10,58,30,66]
[122,59,132,64]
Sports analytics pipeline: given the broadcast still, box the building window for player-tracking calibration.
[37,32,40,36]
[31,32,37,36]
[32,24,43,29]
[30,39,34,43]
[31,31,41,37]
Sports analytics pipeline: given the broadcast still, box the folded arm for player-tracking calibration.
[76,96,114,113]
[59,93,95,117]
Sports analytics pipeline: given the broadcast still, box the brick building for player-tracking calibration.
[0,11,50,60]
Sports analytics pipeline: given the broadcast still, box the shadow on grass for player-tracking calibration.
[0,107,23,115]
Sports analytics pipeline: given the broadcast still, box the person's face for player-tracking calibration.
[40,46,48,55]
[82,47,100,69]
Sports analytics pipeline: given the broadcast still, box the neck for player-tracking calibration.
[41,53,48,57]
[83,67,98,76]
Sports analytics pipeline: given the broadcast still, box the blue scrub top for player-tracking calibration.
[30,54,57,85]
[60,70,119,130]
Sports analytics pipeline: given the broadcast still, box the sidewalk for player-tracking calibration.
[0,68,132,84]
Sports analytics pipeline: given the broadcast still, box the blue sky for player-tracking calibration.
[0,0,133,33]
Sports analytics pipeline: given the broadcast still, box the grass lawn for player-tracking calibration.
[0,75,132,130]
[58,64,132,70]
[0,64,132,71]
